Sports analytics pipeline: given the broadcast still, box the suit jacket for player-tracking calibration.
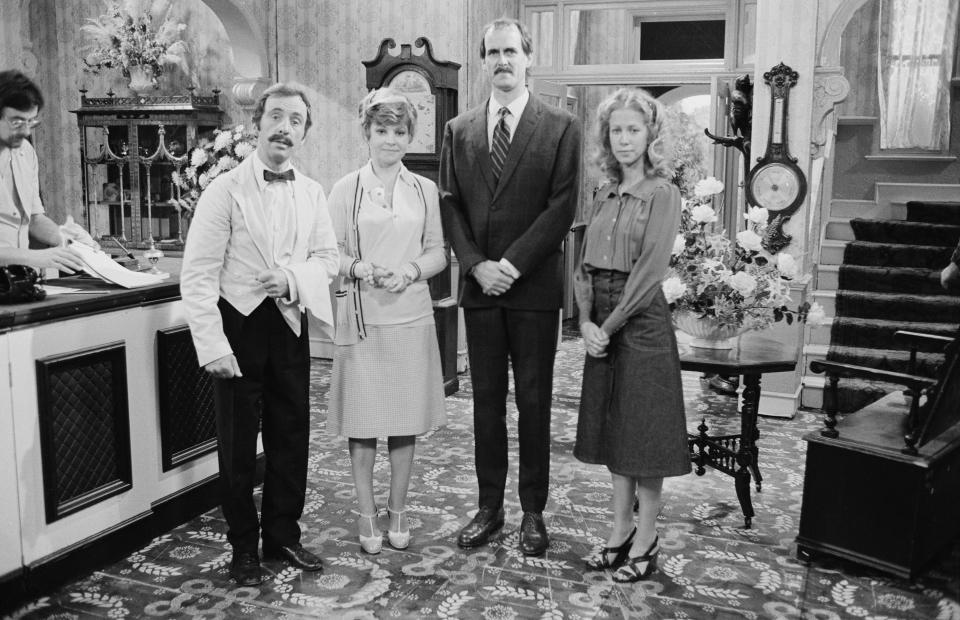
[180,155,339,366]
[439,95,581,310]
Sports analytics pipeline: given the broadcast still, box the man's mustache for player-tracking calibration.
[269,135,293,146]
[495,67,513,75]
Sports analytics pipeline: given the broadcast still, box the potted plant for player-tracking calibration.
[80,0,189,94]
[662,177,826,348]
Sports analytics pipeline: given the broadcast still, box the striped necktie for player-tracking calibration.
[490,107,511,183]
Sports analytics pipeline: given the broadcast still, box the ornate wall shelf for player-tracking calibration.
[72,89,224,249]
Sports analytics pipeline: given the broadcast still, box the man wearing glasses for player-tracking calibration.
[0,70,87,273]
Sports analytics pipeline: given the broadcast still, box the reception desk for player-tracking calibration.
[0,259,221,592]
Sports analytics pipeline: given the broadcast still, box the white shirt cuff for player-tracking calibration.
[280,267,298,304]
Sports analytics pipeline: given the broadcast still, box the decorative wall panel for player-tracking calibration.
[36,342,132,523]
[157,326,217,472]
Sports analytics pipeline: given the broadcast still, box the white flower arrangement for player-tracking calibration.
[171,125,257,218]
[663,176,826,332]
[80,0,189,83]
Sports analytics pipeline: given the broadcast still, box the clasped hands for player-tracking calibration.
[472,260,516,296]
[256,269,290,299]
[353,261,412,293]
[580,321,610,358]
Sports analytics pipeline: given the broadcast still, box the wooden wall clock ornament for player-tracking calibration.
[362,37,460,177]
[745,62,807,254]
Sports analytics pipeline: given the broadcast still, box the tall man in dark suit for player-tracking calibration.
[439,17,581,556]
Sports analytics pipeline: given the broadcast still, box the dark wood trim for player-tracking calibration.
[36,342,132,523]
[0,274,180,329]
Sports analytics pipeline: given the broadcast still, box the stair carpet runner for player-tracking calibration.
[828,201,960,412]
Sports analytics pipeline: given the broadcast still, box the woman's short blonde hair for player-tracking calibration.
[358,87,417,139]
[593,87,675,182]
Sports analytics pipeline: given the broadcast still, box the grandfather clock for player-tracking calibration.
[362,37,461,395]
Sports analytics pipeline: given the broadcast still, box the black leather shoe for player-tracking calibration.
[229,551,264,586]
[262,542,323,571]
[708,374,739,396]
[519,511,549,556]
[457,505,505,549]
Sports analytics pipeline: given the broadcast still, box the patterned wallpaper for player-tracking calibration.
[3,0,520,225]
[274,0,518,189]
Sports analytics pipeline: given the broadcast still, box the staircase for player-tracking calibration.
[801,183,960,411]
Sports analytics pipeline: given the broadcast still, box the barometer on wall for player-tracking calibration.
[749,160,803,213]
[745,63,806,252]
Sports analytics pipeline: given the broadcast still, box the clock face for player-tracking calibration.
[749,162,802,212]
[386,69,436,154]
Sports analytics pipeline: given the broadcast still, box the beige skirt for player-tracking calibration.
[327,323,447,438]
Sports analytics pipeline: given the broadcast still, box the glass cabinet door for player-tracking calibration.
[137,124,189,242]
[82,124,132,242]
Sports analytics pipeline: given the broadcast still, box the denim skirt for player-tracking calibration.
[574,270,691,478]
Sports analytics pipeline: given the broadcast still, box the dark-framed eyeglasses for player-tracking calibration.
[3,117,41,130]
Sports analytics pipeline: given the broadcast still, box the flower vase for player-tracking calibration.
[127,65,156,95]
[673,310,747,350]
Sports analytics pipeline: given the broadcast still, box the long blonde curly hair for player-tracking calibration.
[593,87,677,183]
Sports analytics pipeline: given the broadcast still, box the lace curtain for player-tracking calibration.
[878,0,958,150]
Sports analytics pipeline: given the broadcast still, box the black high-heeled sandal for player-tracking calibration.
[612,535,659,583]
[585,526,636,570]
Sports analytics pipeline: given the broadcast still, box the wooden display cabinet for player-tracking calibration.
[72,89,224,249]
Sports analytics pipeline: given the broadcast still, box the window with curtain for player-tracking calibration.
[878,0,959,150]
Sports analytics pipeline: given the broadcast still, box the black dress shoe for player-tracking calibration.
[262,542,323,571]
[229,551,264,586]
[519,511,549,556]
[708,374,739,396]
[457,505,505,549]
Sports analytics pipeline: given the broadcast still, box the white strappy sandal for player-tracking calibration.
[387,506,411,550]
[357,512,383,555]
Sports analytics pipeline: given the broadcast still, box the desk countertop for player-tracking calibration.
[0,257,182,330]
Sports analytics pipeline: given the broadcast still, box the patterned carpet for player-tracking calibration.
[5,329,960,619]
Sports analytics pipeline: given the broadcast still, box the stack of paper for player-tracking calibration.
[69,243,170,288]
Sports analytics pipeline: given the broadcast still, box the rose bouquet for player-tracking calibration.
[170,125,257,218]
[662,177,825,333]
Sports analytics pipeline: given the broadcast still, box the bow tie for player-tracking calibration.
[263,169,295,183]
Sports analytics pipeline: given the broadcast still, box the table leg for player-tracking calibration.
[742,373,763,491]
[734,465,754,529]
[735,373,762,528]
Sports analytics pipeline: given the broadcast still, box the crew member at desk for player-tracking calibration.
[0,70,94,271]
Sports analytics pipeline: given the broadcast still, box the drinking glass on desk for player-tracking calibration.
[143,240,164,274]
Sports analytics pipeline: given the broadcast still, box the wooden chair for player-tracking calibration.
[797,330,960,579]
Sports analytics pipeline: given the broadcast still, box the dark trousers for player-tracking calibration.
[464,307,559,512]
[213,297,310,553]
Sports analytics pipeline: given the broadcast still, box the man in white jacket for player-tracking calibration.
[180,82,337,586]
